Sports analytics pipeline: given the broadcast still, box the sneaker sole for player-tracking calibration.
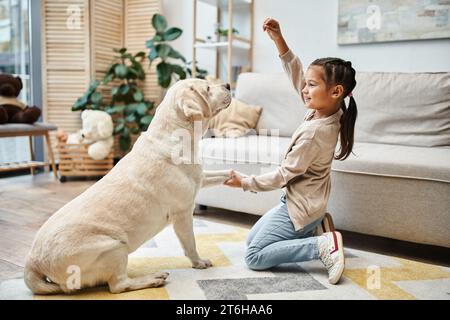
[329,231,345,285]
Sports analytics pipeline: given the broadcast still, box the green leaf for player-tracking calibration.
[87,80,100,95]
[146,40,154,49]
[153,34,163,42]
[133,91,144,102]
[134,51,146,59]
[148,48,158,65]
[168,48,186,62]
[115,65,128,78]
[106,63,119,75]
[120,84,130,95]
[109,105,126,114]
[159,77,172,88]
[113,48,127,54]
[91,92,103,105]
[114,122,124,134]
[126,114,137,123]
[171,64,186,80]
[137,102,148,115]
[164,27,182,41]
[103,73,114,85]
[72,97,86,110]
[119,131,131,151]
[125,103,139,114]
[152,14,167,33]
[157,62,172,88]
[111,87,119,97]
[140,115,153,126]
[156,44,171,58]
[130,127,140,135]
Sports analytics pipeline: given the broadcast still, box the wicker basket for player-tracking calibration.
[57,142,114,182]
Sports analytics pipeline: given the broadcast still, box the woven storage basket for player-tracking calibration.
[57,142,114,182]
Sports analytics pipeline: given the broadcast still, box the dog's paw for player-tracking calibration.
[153,271,170,280]
[192,258,213,269]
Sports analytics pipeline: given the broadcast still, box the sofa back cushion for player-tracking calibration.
[235,72,306,137]
[354,72,450,147]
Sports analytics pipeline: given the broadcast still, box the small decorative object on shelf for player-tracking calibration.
[216,27,239,42]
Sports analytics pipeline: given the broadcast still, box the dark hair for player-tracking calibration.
[310,57,357,161]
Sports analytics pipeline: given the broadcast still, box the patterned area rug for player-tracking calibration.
[1,218,449,300]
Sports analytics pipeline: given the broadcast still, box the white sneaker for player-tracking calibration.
[318,231,345,284]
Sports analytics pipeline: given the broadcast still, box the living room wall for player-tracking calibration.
[163,0,450,74]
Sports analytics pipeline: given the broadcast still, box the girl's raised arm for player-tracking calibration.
[263,18,305,100]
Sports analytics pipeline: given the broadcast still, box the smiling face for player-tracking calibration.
[301,65,344,115]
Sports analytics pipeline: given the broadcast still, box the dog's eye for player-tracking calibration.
[207,86,210,92]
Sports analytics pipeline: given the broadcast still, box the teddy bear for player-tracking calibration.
[56,110,114,160]
[0,73,41,124]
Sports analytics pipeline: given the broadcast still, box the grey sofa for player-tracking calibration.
[196,71,450,248]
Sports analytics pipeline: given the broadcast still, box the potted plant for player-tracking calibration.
[216,27,239,41]
[146,14,187,88]
[73,48,154,153]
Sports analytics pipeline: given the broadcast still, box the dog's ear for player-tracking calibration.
[178,85,211,121]
[179,99,203,121]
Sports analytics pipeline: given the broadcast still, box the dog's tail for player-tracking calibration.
[24,261,63,295]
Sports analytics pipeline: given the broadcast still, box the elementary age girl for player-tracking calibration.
[225,18,358,284]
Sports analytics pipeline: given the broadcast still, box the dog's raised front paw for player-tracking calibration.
[192,258,213,269]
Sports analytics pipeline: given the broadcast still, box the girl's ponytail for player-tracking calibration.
[335,95,357,160]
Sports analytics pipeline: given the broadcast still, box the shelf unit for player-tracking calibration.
[192,0,254,88]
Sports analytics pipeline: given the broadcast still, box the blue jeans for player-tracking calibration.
[245,195,323,270]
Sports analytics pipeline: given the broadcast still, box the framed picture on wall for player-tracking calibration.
[338,0,450,44]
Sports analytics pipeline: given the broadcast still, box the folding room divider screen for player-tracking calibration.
[40,0,162,159]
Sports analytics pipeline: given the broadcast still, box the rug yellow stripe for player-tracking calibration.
[344,257,450,300]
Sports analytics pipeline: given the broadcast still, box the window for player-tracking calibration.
[0,0,32,164]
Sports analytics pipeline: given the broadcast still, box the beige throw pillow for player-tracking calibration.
[208,98,263,138]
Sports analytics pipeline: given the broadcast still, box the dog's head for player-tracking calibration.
[172,79,232,121]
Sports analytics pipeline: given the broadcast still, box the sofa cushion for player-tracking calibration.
[208,98,262,138]
[200,135,292,166]
[332,142,450,183]
[353,72,450,147]
[234,72,306,137]
[201,136,450,183]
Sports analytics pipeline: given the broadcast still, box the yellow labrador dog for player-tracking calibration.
[24,79,232,294]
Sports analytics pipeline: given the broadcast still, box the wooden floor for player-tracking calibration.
[0,172,448,283]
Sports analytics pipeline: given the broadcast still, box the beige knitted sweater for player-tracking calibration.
[241,50,343,230]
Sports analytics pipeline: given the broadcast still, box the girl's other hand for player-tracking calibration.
[224,170,243,188]
[263,17,283,41]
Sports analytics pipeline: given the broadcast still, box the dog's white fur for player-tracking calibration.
[24,79,232,294]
